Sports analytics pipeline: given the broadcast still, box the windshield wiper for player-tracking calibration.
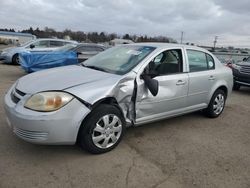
[82,64,108,73]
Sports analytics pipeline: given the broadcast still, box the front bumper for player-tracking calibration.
[232,68,250,87]
[4,85,91,145]
[0,52,12,63]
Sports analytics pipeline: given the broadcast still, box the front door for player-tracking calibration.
[135,48,189,124]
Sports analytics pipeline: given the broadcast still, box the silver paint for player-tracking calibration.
[4,43,233,144]
[92,114,122,149]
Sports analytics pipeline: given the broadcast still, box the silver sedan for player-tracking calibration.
[4,43,233,154]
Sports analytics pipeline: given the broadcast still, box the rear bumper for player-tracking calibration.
[4,85,91,144]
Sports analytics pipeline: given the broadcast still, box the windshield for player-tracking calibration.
[82,45,155,75]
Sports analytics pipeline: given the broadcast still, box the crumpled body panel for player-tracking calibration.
[66,71,137,125]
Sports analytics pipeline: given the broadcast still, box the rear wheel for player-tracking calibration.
[78,104,125,154]
[233,83,240,90]
[204,89,226,118]
[12,54,20,65]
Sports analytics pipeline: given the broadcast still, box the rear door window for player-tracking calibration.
[187,50,215,72]
[49,41,64,47]
[206,54,215,70]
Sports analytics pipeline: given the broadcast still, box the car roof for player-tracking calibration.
[35,38,77,43]
[76,43,106,48]
[127,42,209,52]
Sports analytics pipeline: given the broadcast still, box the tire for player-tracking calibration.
[233,83,240,90]
[78,104,125,154]
[12,54,20,65]
[204,89,226,118]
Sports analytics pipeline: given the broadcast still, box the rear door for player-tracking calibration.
[185,49,216,107]
[136,48,189,124]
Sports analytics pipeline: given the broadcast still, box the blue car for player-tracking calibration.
[19,43,107,73]
[0,38,77,64]
[19,50,78,73]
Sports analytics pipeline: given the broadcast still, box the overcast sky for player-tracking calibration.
[0,0,250,47]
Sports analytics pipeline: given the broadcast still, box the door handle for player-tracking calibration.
[208,75,215,80]
[176,80,186,85]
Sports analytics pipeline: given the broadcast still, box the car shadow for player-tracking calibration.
[233,87,250,95]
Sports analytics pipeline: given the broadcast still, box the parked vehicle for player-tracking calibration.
[231,56,250,90]
[18,43,106,72]
[4,43,233,154]
[19,51,78,73]
[68,43,106,62]
[0,38,77,64]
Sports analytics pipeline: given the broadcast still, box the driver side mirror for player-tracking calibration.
[141,73,159,96]
[145,61,159,78]
[30,44,35,49]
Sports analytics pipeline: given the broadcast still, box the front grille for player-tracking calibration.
[11,93,20,103]
[240,65,250,75]
[11,88,26,104]
[13,127,48,141]
[15,88,26,96]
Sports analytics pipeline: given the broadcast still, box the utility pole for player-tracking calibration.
[213,36,218,50]
[180,31,184,44]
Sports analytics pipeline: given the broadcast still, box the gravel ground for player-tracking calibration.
[0,63,250,188]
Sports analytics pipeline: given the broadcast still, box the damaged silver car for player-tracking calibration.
[4,43,233,154]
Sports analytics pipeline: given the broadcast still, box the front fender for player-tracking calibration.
[65,72,137,124]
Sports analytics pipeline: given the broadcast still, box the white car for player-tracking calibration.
[0,38,77,64]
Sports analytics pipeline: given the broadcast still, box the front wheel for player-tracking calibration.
[204,89,226,118]
[78,104,125,154]
[12,54,20,65]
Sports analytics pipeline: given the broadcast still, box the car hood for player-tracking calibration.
[1,46,21,52]
[16,65,121,94]
[237,61,250,66]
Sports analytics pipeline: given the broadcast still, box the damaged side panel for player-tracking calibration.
[135,74,189,125]
[66,71,137,126]
[114,74,137,125]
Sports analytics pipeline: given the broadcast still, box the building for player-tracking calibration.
[0,31,36,45]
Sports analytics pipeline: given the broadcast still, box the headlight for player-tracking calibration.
[24,92,74,112]
[232,64,241,70]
